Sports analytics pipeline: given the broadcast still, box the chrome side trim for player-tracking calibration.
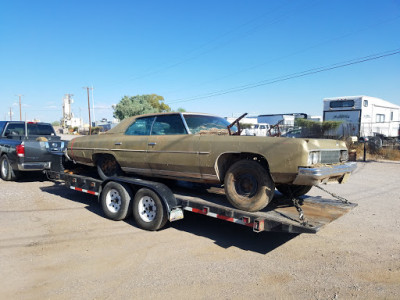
[69,147,209,155]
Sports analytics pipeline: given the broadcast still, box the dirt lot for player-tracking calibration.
[1,161,399,299]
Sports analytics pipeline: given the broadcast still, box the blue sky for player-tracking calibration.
[1,0,399,123]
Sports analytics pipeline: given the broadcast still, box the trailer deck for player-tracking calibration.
[47,165,357,234]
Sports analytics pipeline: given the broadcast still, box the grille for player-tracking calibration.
[320,150,340,164]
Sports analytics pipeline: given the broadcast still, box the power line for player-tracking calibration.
[108,0,310,87]
[167,48,400,104]
[165,15,400,96]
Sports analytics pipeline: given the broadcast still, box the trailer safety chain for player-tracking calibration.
[314,185,351,204]
[292,197,308,226]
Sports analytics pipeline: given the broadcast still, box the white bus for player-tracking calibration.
[323,95,400,138]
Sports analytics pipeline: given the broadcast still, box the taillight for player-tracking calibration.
[16,144,25,158]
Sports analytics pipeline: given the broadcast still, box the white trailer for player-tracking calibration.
[323,95,400,138]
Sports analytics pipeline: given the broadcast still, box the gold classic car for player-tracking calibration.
[67,112,356,212]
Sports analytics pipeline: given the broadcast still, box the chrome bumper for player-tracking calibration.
[293,162,357,185]
[17,162,51,171]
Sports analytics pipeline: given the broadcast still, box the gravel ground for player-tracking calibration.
[0,161,399,299]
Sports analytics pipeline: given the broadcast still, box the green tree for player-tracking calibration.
[52,121,60,126]
[113,94,171,120]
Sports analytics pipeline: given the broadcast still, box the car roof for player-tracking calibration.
[107,112,221,134]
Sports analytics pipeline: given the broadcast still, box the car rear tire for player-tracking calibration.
[0,155,18,181]
[224,160,275,212]
[97,155,123,180]
[277,184,312,197]
[132,188,168,231]
[100,182,133,220]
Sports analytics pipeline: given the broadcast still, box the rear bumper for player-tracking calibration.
[293,162,357,185]
[17,161,51,171]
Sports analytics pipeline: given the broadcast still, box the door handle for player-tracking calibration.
[148,142,156,146]
[114,142,122,145]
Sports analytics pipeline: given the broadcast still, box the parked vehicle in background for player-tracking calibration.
[245,123,270,136]
[0,121,67,181]
[67,112,356,212]
[323,95,400,140]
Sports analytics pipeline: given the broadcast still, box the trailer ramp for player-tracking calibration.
[173,186,357,234]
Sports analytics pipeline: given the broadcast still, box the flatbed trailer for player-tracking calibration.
[47,154,357,234]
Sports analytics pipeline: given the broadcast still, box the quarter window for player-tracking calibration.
[363,100,368,107]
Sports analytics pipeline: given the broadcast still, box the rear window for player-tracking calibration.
[27,123,55,135]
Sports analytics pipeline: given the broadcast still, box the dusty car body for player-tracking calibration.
[67,112,356,211]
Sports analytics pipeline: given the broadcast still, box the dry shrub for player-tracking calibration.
[348,143,400,161]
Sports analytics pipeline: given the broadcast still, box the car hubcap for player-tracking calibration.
[105,189,122,213]
[138,196,156,222]
[235,174,258,197]
[1,160,8,178]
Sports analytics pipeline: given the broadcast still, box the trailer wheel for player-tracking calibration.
[97,155,123,180]
[100,182,133,220]
[132,188,168,231]
[0,155,18,181]
[224,160,275,212]
[277,184,312,197]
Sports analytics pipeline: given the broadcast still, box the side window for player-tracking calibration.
[363,100,368,107]
[4,123,25,136]
[376,114,385,123]
[125,117,155,135]
[0,122,5,135]
[151,115,187,135]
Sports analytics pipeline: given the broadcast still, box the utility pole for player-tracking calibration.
[91,85,95,124]
[9,107,12,121]
[16,94,23,121]
[83,87,93,135]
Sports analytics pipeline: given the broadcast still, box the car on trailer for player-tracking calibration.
[66,112,356,212]
[48,153,357,233]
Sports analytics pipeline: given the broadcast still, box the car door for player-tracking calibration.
[114,116,155,177]
[147,114,201,180]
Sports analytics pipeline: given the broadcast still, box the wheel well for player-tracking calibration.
[216,152,270,182]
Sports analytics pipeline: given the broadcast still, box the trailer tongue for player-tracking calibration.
[47,154,356,234]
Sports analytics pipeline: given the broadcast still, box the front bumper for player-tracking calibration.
[17,161,51,171]
[293,162,357,186]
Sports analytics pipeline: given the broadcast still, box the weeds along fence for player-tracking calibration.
[261,121,400,161]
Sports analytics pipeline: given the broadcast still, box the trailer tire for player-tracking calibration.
[97,155,123,180]
[100,182,133,220]
[132,188,168,231]
[277,184,312,197]
[224,160,275,212]
[0,155,18,181]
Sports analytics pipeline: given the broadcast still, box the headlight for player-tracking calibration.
[340,150,349,162]
[308,151,321,165]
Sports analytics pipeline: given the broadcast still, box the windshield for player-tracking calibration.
[183,114,237,134]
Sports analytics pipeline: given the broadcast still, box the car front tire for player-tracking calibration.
[224,160,275,212]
